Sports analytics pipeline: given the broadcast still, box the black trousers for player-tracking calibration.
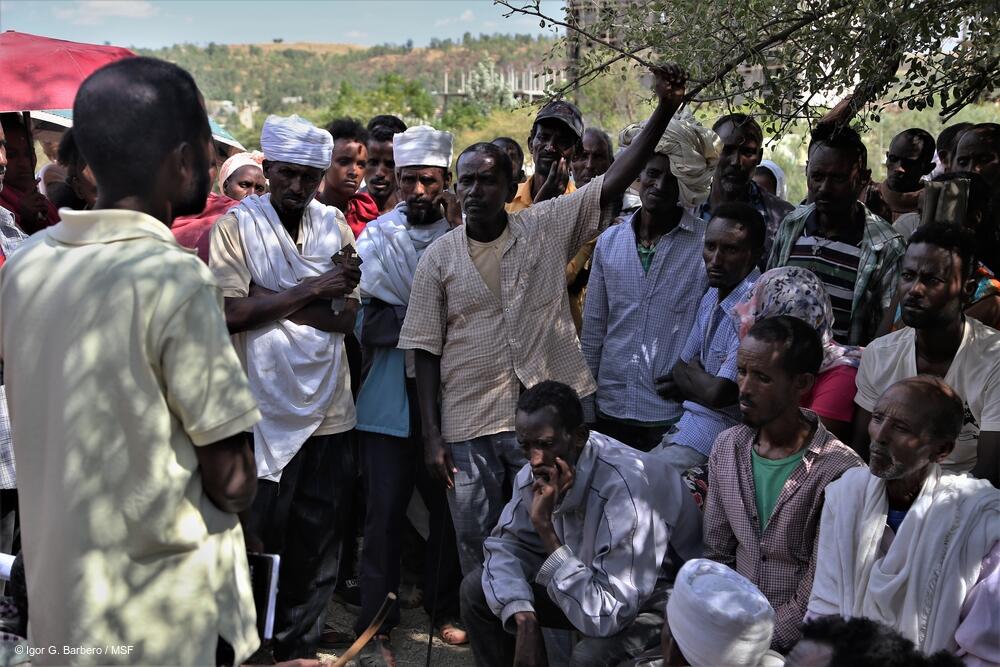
[354,431,462,635]
[594,414,671,453]
[243,433,356,660]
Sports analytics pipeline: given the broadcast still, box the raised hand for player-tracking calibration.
[533,157,570,204]
[651,63,688,110]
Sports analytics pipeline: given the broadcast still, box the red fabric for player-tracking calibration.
[343,191,379,238]
[0,185,59,232]
[800,365,858,424]
[171,192,238,263]
[0,32,135,112]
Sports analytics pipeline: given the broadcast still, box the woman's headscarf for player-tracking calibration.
[218,150,265,193]
[757,159,786,200]
[734,267,862,372]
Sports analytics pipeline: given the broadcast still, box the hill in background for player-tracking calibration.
[138,34,559,115]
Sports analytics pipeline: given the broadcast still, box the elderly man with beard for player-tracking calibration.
[353,125,464,665]
[210,114,362,660]
[810,376,999,663]
[698,114,793,264]
[851,224,1000,487]
[703,315,863,652]
[505,100,584,212]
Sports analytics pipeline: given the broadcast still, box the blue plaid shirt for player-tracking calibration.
[581,209,708,423]
[670,269,760,456]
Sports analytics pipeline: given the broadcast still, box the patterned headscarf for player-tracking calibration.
[734,267,862,372]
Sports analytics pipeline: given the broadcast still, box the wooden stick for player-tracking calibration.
[329,593,397,667]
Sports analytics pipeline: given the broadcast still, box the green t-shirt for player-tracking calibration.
[637,242,656,273]
[751,447,806,530]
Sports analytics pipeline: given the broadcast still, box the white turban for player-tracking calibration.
[667,559,784,667]
[619,111,721,208]
[218,150,264,192]
[393,125,454,169]
[260,114,333,169]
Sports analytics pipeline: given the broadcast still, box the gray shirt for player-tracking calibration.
[482,432,702,637]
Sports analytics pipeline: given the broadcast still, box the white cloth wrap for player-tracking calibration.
[758,159,787,200]
[218,151,264,192]
[619,111,721,208]
[233,194,345,481]
[357,203,450,306]
[260,114,333,169]
[667,558,779,667]
[809,465,1000,653]
[392,125,454,169]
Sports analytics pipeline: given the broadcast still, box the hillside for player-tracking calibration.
[138,34,561,113]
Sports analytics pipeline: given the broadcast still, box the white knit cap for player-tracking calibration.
[667,559,778,667]
[393,125,453,169]
[260,114,333,169]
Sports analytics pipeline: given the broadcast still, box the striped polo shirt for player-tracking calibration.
[787,235,862,342]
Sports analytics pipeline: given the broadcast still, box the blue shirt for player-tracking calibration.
[581,209,708,423]
[671,269,760,456]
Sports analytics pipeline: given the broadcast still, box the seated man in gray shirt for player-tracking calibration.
[460,381,702,667]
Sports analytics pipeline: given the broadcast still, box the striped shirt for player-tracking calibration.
[787,236,863,343]
[767,203,904,345]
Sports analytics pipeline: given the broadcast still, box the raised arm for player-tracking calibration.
[600,65,687,209]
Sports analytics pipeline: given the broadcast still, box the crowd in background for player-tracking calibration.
[0,54,996,667]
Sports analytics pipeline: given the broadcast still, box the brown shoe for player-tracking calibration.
[358,634,397,667]
[435,618,468,645]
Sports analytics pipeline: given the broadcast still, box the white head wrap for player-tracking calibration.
[218,150,265,192]
[260,115,333,169]
[757,159,787,200]
[667,559,783,667]
[619,110,721,208]
[393,125,454,169]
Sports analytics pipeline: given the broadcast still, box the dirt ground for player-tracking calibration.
[317,597,473,667]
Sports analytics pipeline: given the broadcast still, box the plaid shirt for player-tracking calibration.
[766,202,905,345]
[671,269,759,456]
[0,206,26,489]
[581,210,708,423]
[704,410,864,651]
[400,176,611,443]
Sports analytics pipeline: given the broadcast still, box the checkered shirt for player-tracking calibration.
[580,209,708,423]
[0,206,26,489]
[399,176,613,443]
[703,410,864,651]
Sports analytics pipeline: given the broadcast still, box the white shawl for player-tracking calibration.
[809,465,1000,653]
[233,194,346,481]
[356,203,450,307]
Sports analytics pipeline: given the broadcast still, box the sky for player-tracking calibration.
[0,0,566,49]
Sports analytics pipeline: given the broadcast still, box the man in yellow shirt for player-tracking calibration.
[505,100,582,213]
[0,58,261,665]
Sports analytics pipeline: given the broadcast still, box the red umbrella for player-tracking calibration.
[0,31,135,112]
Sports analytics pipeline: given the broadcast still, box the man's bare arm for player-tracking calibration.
[196,432,257,514]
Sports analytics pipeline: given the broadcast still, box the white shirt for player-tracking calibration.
[855,318,1000,473]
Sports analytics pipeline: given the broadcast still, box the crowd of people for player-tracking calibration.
[0,53,996,667]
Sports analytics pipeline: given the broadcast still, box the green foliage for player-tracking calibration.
[322,74,436,126]
[505,0,998,134]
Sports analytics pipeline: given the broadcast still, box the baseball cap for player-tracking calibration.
[534,100,584,140]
